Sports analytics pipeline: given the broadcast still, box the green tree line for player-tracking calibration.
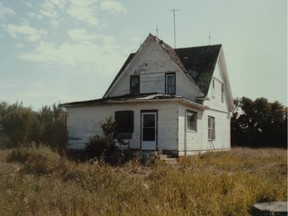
[0,101,66,153]
[232,97,287,148]
[0,97,287,151]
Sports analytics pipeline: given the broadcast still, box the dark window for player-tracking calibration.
[221,83,224,103]
[130,75,140,95]
[142,113,156,141]
[187,110,197,131]
[211,79,215,98]
[165,73,176,95]
[115,111,134,139]
[208,116,215,140]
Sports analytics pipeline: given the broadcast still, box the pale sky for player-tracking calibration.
[0,0,287,110]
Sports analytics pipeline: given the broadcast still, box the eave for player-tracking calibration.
[61,93,207,110]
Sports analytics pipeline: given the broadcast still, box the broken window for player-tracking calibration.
[208,116,215,140]
[187,110,197,131]
[165,73,176,95]
[114,111,134,139]
[130,75,140,95]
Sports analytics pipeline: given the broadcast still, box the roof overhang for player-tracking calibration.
[61,93,207,110]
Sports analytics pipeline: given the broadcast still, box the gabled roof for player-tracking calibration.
[104,53,135,97]
[152,35,187,72]
[176,45,222,96]
[104,34,222,98]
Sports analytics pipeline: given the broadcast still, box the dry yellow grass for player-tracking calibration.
[0,147,286,216]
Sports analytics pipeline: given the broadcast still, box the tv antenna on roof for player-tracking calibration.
[156,22,159,38]
[209,30,211,45]
[170,9,180,48]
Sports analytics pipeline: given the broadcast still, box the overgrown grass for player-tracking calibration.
[0,146,286,216]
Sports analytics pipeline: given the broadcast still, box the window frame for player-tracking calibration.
[208,116,215,141]
[221,83,224,103]
[130,75,140,95]
[114,110,134,139]
[211,79,215,98]
[165,72,176,95]
[186,110,197,132]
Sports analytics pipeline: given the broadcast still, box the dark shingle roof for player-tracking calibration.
[175,44,222,96]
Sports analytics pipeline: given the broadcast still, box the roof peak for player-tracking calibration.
[147,33,222,51]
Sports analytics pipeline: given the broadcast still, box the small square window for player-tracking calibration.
[187,110,197,131]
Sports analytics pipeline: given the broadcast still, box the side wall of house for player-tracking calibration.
[177,104,230,156]
[177,104,204,156]
[201,110,231,151]
[66,102,179,151]
[201,54,231,152]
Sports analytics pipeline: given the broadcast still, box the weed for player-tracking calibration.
[0,147,286,216]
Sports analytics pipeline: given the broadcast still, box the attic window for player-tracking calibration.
[130,75,140,95]
[165,73,176,95]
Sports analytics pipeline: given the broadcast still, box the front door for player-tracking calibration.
[141,111,157,150]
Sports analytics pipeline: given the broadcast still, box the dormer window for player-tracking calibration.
[165,73,176,95]
[130,75,140,95]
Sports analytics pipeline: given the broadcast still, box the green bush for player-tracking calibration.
[85,117,117,159]
[85,135,115,159]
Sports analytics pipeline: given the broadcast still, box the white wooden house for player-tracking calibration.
[62,34,234,156]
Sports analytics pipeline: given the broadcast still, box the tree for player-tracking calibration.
[38,104,67,153]
[0,102,40,148]
[232,97,287,148]
[0,101,67,152]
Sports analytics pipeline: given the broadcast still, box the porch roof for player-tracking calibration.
[61,93,206,110]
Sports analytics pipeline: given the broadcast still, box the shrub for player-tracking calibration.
[85,135,115,159]
[85,117,117,159]
[6,145,62,175]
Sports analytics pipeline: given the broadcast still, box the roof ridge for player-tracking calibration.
[157,39,187,72]
[175,44,222,50]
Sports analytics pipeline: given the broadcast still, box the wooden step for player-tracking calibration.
[158,154,178,163]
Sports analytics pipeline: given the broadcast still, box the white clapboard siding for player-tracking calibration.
[106,36,202,101]
[201,110,231,151]
[66,101,179,151]
[204,49,233,112]
[177,104,204,156]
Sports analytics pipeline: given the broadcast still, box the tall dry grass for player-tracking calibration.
[0,146,286,216]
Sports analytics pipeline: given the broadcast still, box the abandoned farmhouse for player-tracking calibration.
[62,34,234,156]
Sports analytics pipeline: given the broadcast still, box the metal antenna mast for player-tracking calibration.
[156,22,159,38]
[170,9,179,48]
[209,30,211,45]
